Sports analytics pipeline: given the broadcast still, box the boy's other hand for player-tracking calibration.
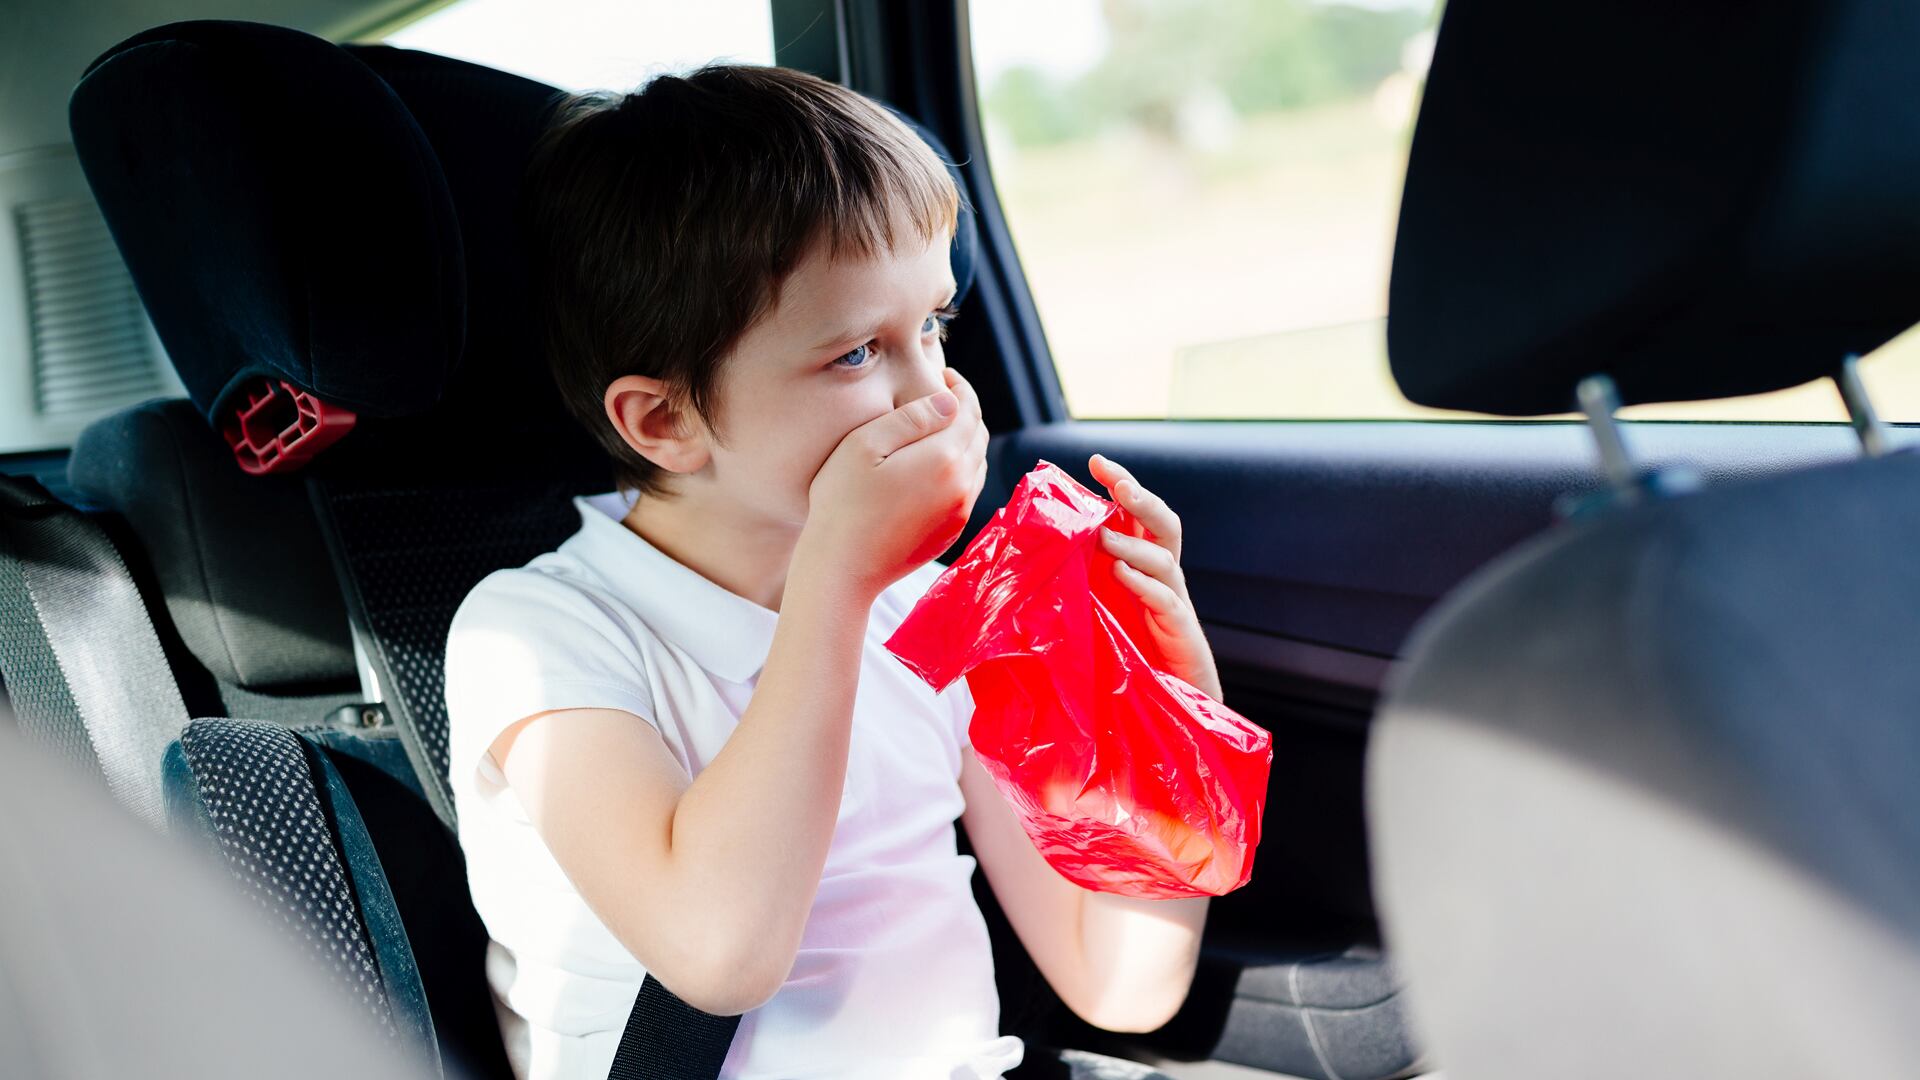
[802,368,989,598]
[1089,453,1224,702]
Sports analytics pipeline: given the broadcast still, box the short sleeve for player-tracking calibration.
[444,567,659,806]
[945,674,977,754]
[881,559,976,755]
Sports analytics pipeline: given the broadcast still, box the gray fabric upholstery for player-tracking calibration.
[0,720,431,1080]
[1205,942,1419,1080]
[0,474,186,829]
[0,502,98,774]
[211,678,364,729]
[67,398,356,690]
[309,476,598,829]
[1045,936,1420,1080]
[167,719,512,1079]
[1370,450,1920,1078]
[1109,938,1421,1080]
[1051,1049,1177,1079]
[175,718,400,1043]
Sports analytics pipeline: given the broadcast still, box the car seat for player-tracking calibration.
[1371,1,1920,1076]
[45,16,1421,1080]
[56,18,988,1080]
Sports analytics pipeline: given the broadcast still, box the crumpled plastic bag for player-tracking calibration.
[885,460,1272,899]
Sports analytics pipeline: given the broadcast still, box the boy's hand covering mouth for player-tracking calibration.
[800,367,989,599]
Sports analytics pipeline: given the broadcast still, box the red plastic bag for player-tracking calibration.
[885,460,1272,899]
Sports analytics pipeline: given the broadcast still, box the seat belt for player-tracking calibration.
[0,476,186,830]
[0,477,748,1077]
[298,475,742,1076]
[608,975,742,1080]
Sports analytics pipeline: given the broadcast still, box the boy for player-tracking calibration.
[444,64,1225,1079]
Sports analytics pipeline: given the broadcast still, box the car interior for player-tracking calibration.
[2,0,1916,1078]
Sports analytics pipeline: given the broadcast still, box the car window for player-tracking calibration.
[968,0,1920,423]
[377,0,774,90]
[0,150,185,456]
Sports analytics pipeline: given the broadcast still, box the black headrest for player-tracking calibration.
[72,22,981,465]
[884,108,978,306]
[70,21,467,423]
[336,42,585,469]
[1388,0,1920,415]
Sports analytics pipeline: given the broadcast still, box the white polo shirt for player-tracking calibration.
[443,490,1025,1080]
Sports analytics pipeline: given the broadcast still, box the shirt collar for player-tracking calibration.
[566,491,779,684]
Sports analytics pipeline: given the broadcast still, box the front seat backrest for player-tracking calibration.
[1372,0,1920,1076]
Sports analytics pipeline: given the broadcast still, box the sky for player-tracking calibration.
[385,0,775,90]
[384,0,1428,93]
[383,0,1102,90]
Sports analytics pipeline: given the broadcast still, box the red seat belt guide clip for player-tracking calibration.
[219,377,357,475]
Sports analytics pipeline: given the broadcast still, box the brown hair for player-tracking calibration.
[521,64,961,498]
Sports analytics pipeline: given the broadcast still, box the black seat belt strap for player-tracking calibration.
[607,974,743,1080]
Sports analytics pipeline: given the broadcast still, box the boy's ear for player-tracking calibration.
[604,374,711,475]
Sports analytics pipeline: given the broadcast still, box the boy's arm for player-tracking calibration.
[959,752,1209,1034]
[494,561,874,1017]
[493,373,988,1018]
[960,452,1229,1031]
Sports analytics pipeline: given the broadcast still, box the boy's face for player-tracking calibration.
[687,225,960,530]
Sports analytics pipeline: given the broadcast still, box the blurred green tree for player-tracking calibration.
[984,0,1429,147]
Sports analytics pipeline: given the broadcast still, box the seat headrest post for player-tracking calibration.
[1834,354,1891,457]
[1558,372,1699,520]
[1577,374,1638,503]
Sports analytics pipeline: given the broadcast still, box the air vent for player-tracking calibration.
[16,197,164,418]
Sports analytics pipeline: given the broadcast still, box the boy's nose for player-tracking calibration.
[892,350,947,409]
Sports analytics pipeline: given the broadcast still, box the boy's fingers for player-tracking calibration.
[863,389,960,459]
[860,369,981,472]
[961,448,990,514]
[1112,558,1187,622]
[900,371,985,464]
[1100,526,1184,595]
[944,367,983,425]
[1091,454,1182,559]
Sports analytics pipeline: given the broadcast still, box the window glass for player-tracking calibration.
[380,0,773,91]
[969,0,1920,422]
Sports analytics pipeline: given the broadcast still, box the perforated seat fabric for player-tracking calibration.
[0,475,187,828]
[0,722,431,1080]
[166,719,432,1061]
[160,712,1194,1080]
[311,476,601,827]
[0,492,98,774]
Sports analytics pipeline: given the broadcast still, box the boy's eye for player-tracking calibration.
[832,343,873,368]
[923,303,961,339]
